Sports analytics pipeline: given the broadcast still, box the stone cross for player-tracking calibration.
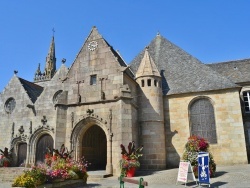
[41,116,47,126]
[76,80,84,103]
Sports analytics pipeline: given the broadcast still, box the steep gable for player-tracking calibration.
[130,34,238,95]
[67,26,128,81]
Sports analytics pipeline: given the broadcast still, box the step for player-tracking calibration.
[87,170,112,181]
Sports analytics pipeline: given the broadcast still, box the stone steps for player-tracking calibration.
[0,167,27,182]
[87,170,112,181]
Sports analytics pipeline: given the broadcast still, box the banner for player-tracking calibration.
[198,152,210,185]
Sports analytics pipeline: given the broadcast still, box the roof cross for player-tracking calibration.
[52,28,55,36]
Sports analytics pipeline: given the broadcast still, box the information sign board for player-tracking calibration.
[198,152,210,186]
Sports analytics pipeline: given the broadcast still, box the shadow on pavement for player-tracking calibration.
[136,170,171,176]
[210,181,227,187]
[214,171,228,177]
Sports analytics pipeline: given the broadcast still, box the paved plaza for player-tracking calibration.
[82,164,250,188]
[1,164,250,187]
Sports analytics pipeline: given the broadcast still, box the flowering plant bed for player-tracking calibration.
[119,141,143,177]
[182,136,216,177]
[12,145,89,188]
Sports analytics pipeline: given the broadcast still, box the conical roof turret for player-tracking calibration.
[135,47,161,78]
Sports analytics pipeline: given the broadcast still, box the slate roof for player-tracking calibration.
[18,78,44,103]
[207,59,250,84]
[130,34,238,95]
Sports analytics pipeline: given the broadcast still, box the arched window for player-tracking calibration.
[189,98,217,144]
[154,80,157,87]
[147,79,151,86]
[141,80,145,87]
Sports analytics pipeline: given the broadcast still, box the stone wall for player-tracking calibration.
[165,88,248,168]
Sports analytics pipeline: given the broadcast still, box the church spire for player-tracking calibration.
[44,35,56,79]
[34,34,57,82]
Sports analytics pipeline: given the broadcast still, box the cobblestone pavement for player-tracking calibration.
[1,164,250,187]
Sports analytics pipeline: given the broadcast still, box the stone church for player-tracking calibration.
[0,26,249,175]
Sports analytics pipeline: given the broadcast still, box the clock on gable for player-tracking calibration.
[88,41,98,51]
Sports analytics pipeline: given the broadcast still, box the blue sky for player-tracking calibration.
[0,1,249,92]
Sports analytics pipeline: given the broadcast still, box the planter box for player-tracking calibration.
[37,179,87,188]
[13,179,87,188]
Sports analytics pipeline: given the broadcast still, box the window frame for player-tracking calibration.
[243,91,250,113]
[90,74,97,85]
[189,97,217,144]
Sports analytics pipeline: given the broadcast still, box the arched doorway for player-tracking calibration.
[82,125,107,170]
[36,134,53,163]
[17,143,27,167]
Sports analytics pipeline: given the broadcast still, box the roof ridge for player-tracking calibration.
[208,58,250,65]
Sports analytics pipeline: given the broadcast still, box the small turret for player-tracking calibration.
[135,47,166,170]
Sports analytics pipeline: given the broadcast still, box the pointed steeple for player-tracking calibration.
[135,47,161,78]
[44,35,56,79]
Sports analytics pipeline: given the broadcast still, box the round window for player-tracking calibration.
[53,90,63,104]
[5,98,16,113]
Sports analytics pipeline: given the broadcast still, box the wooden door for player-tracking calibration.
[17,143,27,167]
[36,134,53,163]
[82,125,107,170]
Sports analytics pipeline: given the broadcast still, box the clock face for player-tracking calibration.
[88,41,98,51]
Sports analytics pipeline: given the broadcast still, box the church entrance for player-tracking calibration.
[36,134,53,164]
[82,125,107,170]
[17,143,27,167]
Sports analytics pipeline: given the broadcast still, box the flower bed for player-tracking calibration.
[12,145,89,188]
[182,136,216,177]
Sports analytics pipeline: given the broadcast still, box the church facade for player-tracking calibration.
[0,26,249,175]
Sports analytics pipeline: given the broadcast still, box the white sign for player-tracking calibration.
[177,161,196,186]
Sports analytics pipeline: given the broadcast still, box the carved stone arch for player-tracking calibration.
[188,96,215,109]
[188,96,217,144]
[71,116,109,159]
[28,127,55,165]
[70,115,110,172]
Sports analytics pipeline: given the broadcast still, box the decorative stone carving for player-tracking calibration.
[86,109,94,116]
[29,121,32,134]
[18,126,24,134]
[41,116,47,126]
[12,123,15,138]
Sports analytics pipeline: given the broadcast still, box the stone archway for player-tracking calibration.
[17,143,27,167]
[70,116,112,174]
[82,125,107,170]
[35,134,53,163]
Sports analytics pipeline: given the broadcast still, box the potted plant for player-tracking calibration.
[119,141,143,177]
[182,135,216,177]
[0,147,12,167]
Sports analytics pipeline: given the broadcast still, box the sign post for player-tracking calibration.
[176,161,197,187]
[198,152,210,187]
